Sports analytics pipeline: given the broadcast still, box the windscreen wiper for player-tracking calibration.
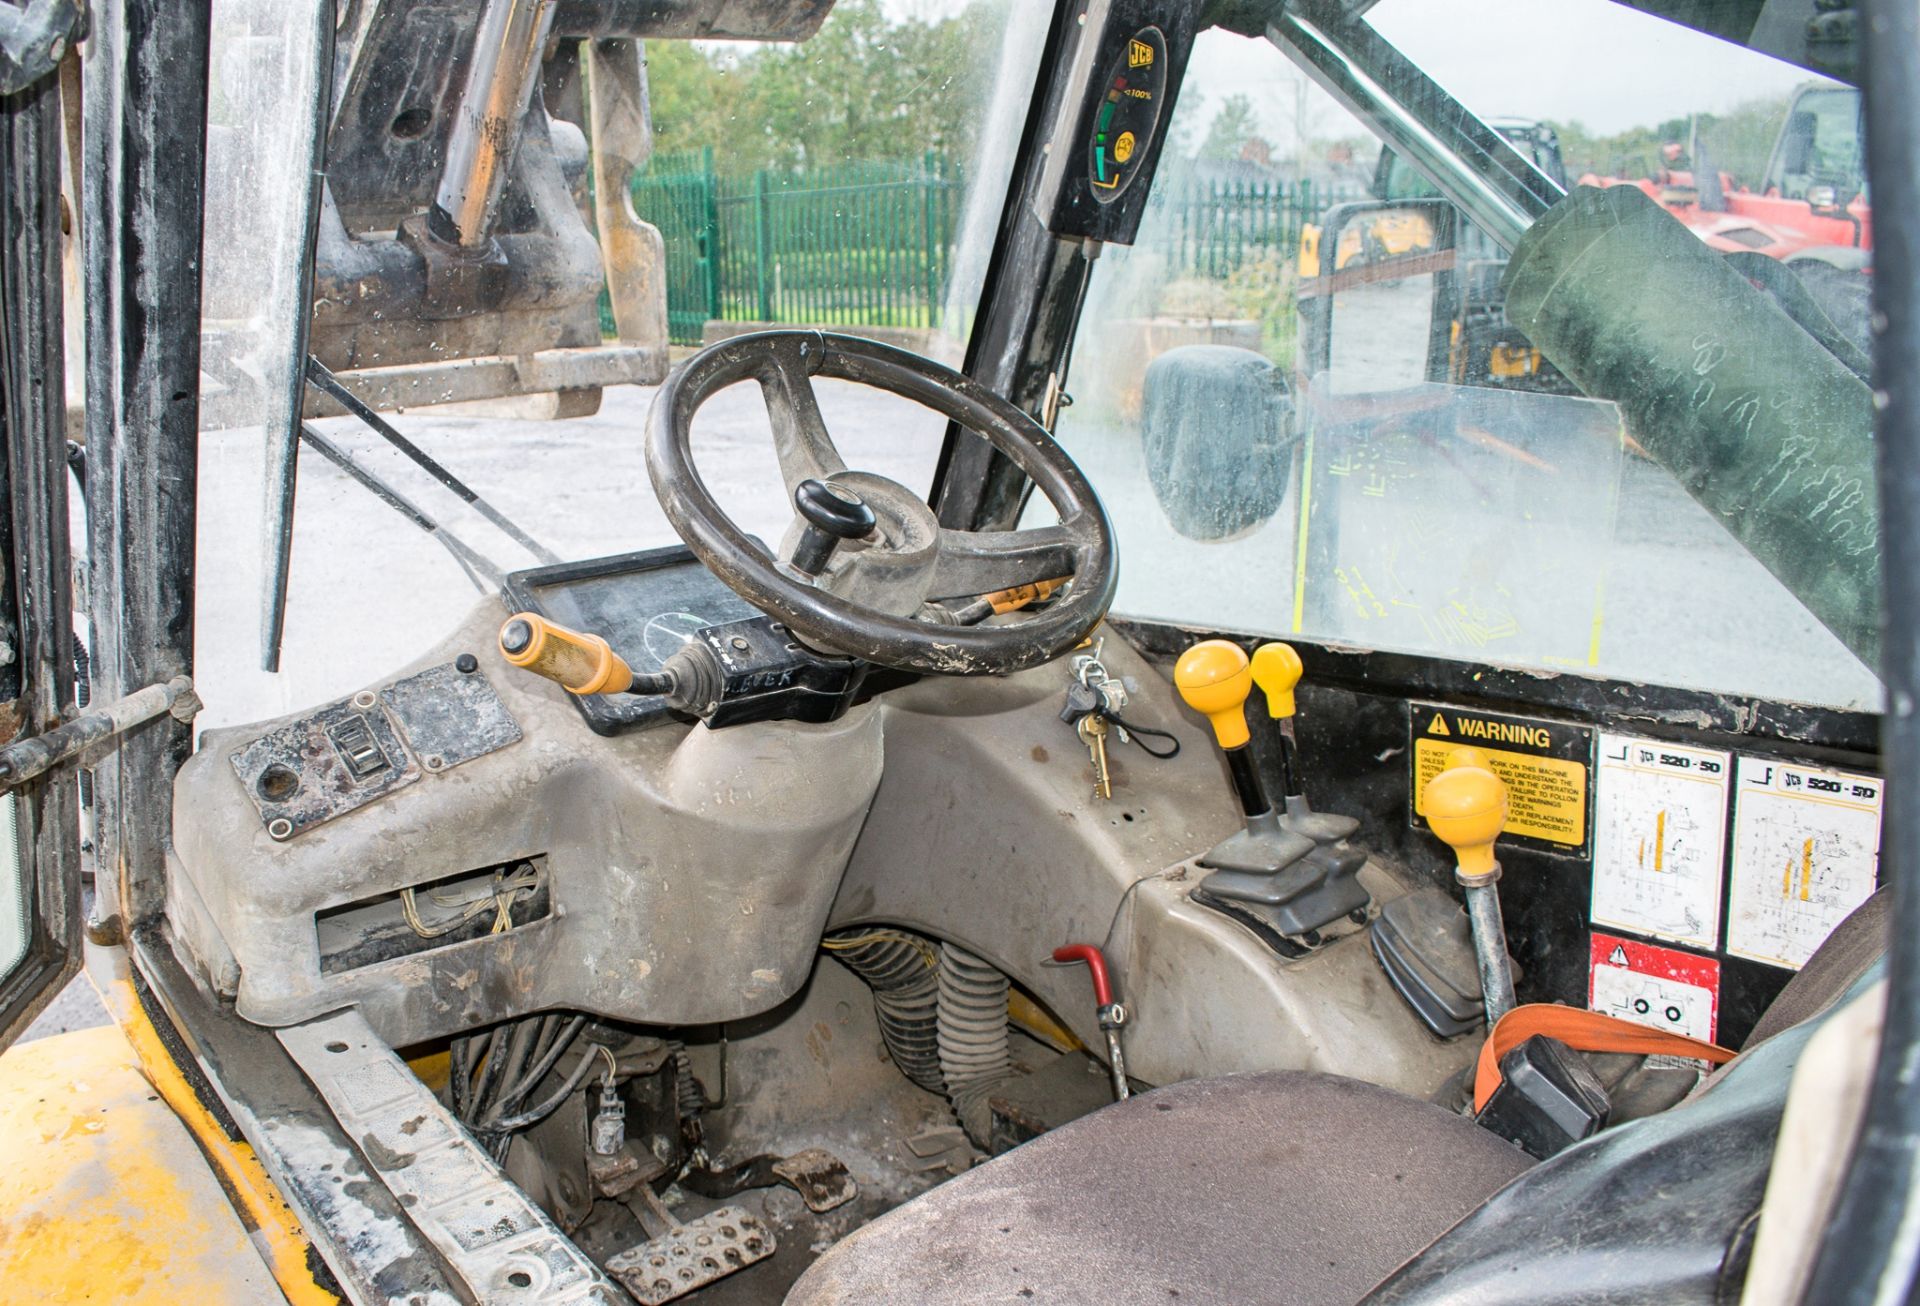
[257,357,561,671]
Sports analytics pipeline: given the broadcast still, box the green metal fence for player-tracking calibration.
[630,149,962,345]
[1158,173,1342,278]
[617,153,1349,346]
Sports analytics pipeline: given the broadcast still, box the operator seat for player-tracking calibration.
[786,892,1888,1305]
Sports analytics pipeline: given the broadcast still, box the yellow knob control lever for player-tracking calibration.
[1249,642,1304,720]
[499,613,634,696]
[1423,764,1507,882]
[1422,762,1517,1022]
[1174,640,1270,818]
[1249,642,1309,802]
[1444,745,1494,774]
[1174,640,1255,748]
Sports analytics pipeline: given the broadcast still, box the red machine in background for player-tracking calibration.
[1580,83,1870,269]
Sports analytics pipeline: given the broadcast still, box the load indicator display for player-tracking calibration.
[1087,26,1167,204]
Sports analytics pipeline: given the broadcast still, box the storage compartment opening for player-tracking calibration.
[316,855,552,975]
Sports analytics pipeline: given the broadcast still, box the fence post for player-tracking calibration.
[700,146,722,324]
[922,152,940,332]
[753,168,773,322]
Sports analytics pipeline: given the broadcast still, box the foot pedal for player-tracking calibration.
[772,1147,857,1213]
[605,1207,775,1304]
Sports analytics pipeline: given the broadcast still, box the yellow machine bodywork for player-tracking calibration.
[0,980,337,1306]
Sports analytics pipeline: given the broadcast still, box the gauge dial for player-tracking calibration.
[1087,26,1169,205]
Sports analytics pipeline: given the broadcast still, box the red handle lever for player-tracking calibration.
[1051,943,1115,1007]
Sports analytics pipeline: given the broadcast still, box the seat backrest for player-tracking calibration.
[1742,887,1888,1050]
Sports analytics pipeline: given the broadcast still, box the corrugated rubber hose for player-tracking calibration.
[937,943,1014,1146]
[826,931,947,1094]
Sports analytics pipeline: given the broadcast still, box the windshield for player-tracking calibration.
[1039,0,1878,710]
[193,0,1045,729]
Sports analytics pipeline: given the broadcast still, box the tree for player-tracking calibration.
[1199,95,1272,163]
[1548,96,1790,185]
[640,0,998,172]
[644,40,746,158]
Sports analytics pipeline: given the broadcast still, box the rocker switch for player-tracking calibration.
[328,714,391,781]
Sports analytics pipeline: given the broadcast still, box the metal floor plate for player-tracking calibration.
[278,1010,626,1305]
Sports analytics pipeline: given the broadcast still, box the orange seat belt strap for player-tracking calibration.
[1474,1004,1737,1112]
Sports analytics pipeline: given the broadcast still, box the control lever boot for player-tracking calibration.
[1174,640,1313,873]
[1424,756,1519,1023]
[1250,642,1360,844]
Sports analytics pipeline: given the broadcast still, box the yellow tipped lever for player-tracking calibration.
[1444,745,1494,773]
[1174,640,1254,750]
[499,613,634,696]
[1250,643,1304,719]
[1424,765,1508,881]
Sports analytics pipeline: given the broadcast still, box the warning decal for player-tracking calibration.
[1590,733,1731,951]
[1589,931,1721,1042]
[1411,703,1592,850]
[1727,757,1883,970]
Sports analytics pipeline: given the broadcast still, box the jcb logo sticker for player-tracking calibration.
[1128,38,1154,67]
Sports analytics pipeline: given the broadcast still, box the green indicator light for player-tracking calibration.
[1098,103,1115,129]
[1096,151,1107,182]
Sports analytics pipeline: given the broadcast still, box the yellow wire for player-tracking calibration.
[821,930,938,969]
[401,867,541,939]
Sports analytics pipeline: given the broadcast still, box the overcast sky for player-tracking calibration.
[879,0,1830,138]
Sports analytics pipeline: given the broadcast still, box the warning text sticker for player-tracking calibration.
[1728,757,1882,970]
[1589,931,1721,1042]
[1590,733,1731,951]
[1411,704,1592,850]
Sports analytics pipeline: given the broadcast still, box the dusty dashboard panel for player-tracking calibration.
[230,662,522,839]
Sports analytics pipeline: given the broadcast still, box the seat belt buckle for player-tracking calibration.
[1475,1034,1612,1159]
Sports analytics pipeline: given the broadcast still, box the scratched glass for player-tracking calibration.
[1042,7,1878,710]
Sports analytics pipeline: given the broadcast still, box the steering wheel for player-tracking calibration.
[646,331,1116,676]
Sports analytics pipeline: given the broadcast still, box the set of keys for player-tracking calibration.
[1058,643,1179,800]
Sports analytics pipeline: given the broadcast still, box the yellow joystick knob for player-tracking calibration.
[499,613,634,696]
[1445,745,1494,772]
[1250,642,1304,718]
[1424,765,1508,880]
[1174,640,1254,750]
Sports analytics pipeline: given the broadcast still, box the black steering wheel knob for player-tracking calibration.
[790,478,876,576]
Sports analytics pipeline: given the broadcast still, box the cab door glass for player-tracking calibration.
[1039,7,1879,711]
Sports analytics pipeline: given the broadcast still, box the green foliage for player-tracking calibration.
[1549,95,1791,185]
[1198,94,1270,162]
[644,0,997,171]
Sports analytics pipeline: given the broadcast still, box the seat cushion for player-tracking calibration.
[785,1071,1531,1306]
